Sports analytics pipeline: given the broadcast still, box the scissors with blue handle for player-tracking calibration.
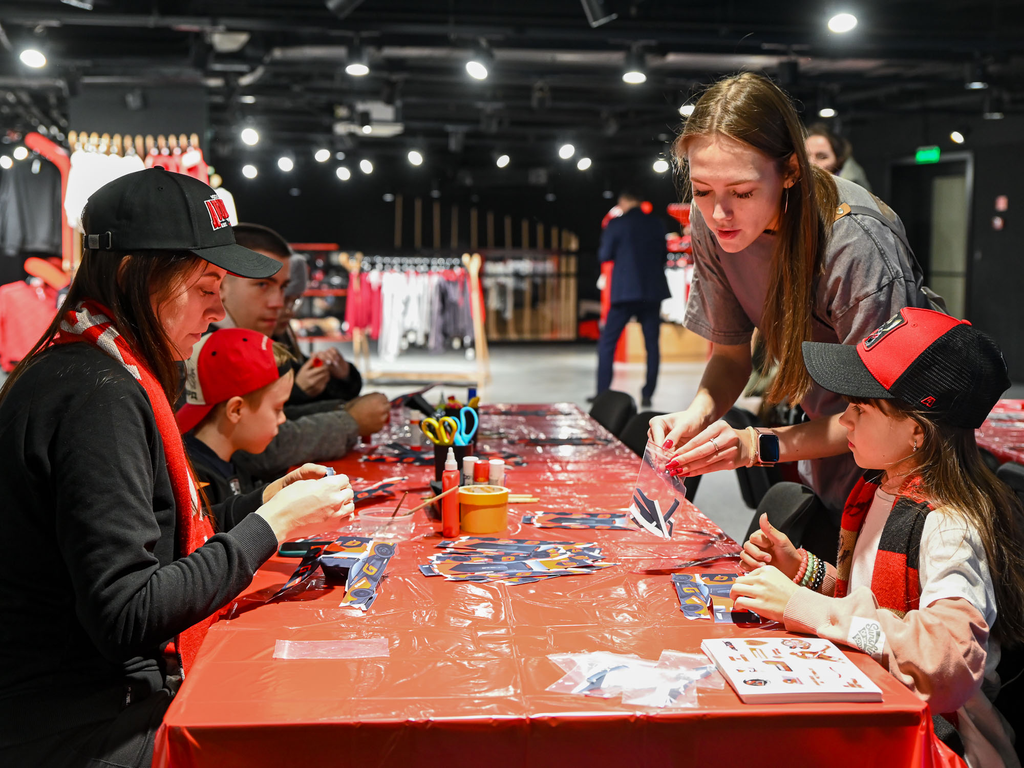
[452,406,479,446]
[421,417,459,446]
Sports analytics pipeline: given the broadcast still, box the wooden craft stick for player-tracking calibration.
[508,495,539,503]
[407,484,460,515]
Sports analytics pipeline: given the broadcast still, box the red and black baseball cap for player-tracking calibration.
[176,329,290,433]
[802,307,1010,429]
[82,167,280,279]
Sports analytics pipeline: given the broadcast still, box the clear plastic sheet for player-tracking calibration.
[546,650,717,708]
[273,637,390,659]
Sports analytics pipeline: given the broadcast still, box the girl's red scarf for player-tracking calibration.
[54,300,216,675]
[834,473,932,617]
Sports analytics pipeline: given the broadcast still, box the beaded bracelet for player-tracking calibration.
[792,548,809,584]
[799,552,818,588]
[810,558,827,592]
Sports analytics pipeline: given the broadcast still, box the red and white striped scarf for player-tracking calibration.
[54,299,216,675]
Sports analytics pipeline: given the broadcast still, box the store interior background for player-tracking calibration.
[3,0,1024,536]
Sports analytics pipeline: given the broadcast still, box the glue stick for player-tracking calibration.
[462,456,479,486]
[441,447,461,538]
[488,458,505,487]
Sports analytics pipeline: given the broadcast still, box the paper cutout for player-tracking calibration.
[352,476,409,504]
[672,572,764,624]
[525,512,634,530]
[340,540,396,611]
[421,537,614,585]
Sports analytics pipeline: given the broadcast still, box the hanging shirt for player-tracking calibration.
[0,157,62,257]
[0,279,60,371]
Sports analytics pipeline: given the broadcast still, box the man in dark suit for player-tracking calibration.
[595,190,670,408]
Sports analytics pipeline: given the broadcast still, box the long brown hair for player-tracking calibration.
[0,248,203,406]
[674,72,839,405]
[854,397,1024,646]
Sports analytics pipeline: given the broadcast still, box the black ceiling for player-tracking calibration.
[2,0,1024,180]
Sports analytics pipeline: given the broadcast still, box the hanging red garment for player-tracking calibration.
[0,279,60,371]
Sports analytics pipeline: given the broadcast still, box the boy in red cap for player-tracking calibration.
[177,328,296,505]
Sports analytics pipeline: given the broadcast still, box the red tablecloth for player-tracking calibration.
[976,399,1024,465]
[154,404,949,768]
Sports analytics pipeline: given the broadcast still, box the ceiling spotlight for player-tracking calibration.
[240,127,259,146]
[358,110,372,135]
[242,164,258,179]
[345,41,370,77]
[827,13,858,33]
[383,193,395,202]
[965,61,989,90]
[653,159,670,173]
[678,103,695,117]
[239,95,256,104]
[0,156,12,170]
[359,158,374,174]
[407,149,424,166]
[818,107,837,118]
[496,153,510,168]
[545,192,557,202]
[466,42,494,81]
[983,93,1005,120]
[19,48,46,68]
[336,166,352,181]
[277,156,294,172]
[576,157,592,171]
[950,130,965,144]
[622,49,646,85]
[558,143,575,160]
[818,92,837,118]
[12,146,29,161]
[315,148,331,163]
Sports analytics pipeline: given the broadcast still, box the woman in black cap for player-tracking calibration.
[0,168,355,768]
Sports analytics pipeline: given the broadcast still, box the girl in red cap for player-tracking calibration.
[731,308,1024,767]
[0,169,356,768]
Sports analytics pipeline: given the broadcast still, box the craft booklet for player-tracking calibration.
[701,637,882,704]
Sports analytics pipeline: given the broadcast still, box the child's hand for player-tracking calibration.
[730,565,799,623]
[316,347,351,380]
[345,393,390,436]
[296,357,331,397]
[262,464,339,503]
[740,513,802,579]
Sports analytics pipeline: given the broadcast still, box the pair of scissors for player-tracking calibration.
[421,417,459,446]
[450,407,479,446]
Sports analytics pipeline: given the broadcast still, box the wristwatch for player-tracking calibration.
[747,427,780,467]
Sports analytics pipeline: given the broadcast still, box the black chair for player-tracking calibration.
[618,410,702,502]
[722,407,782,510]
[588,390,637,437]
[993,461,1024,762]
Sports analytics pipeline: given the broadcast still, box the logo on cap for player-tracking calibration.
[863,313,906,350]
[205,197,231,231]
[921,396,937,408]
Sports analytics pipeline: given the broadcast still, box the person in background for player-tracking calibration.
[177,328,295,507]
[805,122,873,192]
[272,252,363,404]
[594,189,670,408]
[0,168,354,767]
[732,308,1023,767]
[649,73,933,561]
[211,223,389,481]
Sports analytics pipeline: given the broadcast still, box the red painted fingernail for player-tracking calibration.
[663,440,673,449]
[666,460,678,469]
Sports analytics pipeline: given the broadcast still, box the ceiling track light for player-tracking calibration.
[653,158,670,173]
[345,39,370,77]
[965,60,989,90]
[558,143,575,160]
[983,92,1005,120]
[496,153,510,168]
[580,0,617,28]
[622,48,646,85]
[407,149,424,166]
[358,110,372,135]
[817,91,837,119]
[19,48,47,68]
[827,12,858,33]
[466,41,494,81]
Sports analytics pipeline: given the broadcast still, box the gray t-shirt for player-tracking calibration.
[684,176,930,516]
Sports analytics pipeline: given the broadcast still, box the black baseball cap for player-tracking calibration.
[802,307,1010,429]
[82,167,280,279]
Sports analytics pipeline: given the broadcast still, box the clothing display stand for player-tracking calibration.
[338,251,491,385]
[23,132,73,273]
[480,250,578,342]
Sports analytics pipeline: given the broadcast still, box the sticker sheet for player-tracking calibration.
[672,572,765,624]
[421,537,614,585]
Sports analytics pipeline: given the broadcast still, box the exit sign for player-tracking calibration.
[915,146,941,164]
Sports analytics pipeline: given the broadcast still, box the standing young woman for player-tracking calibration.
[649,72,933,545]
[0,168,355,767]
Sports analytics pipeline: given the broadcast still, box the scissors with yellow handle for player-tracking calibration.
[421,416,459,446]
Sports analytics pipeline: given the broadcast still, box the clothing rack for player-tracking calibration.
[338,250,490,385]
[481,251,577,342]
